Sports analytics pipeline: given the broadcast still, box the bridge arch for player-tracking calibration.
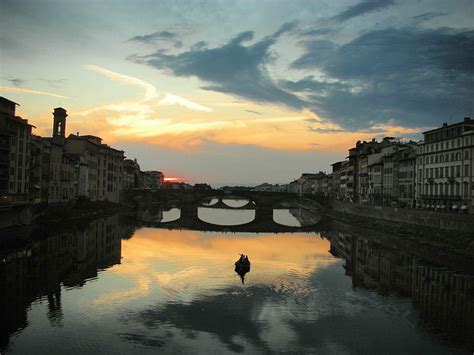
[197,206,256,226]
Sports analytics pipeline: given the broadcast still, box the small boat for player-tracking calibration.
[235,254,251,284]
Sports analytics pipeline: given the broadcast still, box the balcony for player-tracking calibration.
[420,195,461,200]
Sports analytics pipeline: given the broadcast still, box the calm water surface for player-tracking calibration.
[0,208,472,354]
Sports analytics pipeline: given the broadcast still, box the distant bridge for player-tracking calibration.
[126,189,328,233]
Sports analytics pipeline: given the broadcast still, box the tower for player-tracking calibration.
[52,107,67,138]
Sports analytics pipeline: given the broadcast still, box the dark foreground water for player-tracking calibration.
[0,210,473,354]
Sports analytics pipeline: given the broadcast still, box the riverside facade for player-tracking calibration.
[289,117,474,213]
[0,96,164,208]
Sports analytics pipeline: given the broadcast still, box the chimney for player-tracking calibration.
[464,117,471,122]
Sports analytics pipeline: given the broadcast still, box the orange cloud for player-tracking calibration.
[22,66,424,154]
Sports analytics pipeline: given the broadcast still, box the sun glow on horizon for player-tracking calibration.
[164,177,186,182]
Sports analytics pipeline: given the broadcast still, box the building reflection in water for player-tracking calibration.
[0,214,129,349]
[325,228,474,349]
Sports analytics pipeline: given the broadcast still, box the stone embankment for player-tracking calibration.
[0,200,126,229]
[331,200,474,233]
[327,200,474,256]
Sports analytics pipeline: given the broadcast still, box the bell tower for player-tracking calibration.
[52,107,67,138]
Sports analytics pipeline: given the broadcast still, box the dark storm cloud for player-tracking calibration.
[132,22,306,110]
[332,0,395,22]
[1,77,67,88]
[299,27,336,37]
[2,77,26,87]
[38,78,67,88]
[246,109,262,115]
[291,27,474,128]
[128,30,183,48]
[280,75,350,94]
[413,11,447,23]
[132,21,473,130]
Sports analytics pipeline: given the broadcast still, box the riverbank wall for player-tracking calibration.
[0,201,126,230]
[330,200,474,233]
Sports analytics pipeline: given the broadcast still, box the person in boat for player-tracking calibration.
[236,254,249,265]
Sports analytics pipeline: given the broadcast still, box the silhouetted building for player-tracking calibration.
[123,158,141,190]
[65,134,124,203]
[416,117,474,213]
[0,97,34,205]
[194,183,212,190]
[147,170,164,190]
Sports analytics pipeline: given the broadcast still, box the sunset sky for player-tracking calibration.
[1,0,473,185]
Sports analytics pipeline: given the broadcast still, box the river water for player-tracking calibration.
[0,205,472,354]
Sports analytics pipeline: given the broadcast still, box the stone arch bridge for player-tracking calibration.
[126,189,328,233]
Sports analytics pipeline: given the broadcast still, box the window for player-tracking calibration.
[465,164,470,176]
[456,165,460,177]
[465,150,469,159]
